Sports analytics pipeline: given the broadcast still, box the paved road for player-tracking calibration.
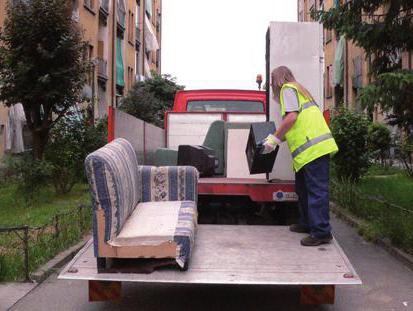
[11,215,413,311]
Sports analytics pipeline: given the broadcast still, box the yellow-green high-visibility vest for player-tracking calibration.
[279,83,338,172]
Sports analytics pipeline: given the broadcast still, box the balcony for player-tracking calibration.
[135,26,141,51]
[99,0,109,23]
[97,57,108,84]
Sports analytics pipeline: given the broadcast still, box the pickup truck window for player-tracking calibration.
[187,100,264,112]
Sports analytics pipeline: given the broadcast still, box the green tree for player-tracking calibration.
[120,73,184,128]
[0,0,90,159]
[314,1,413,134]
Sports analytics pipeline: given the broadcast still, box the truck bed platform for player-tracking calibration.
[59,225,361,286]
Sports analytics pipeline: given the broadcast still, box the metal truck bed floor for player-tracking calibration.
[59,225,361,285]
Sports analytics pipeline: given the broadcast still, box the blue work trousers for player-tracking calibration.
[295,155,331,238]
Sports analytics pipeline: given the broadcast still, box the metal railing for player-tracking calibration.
[331,179,413,254]
[0,205,91,282]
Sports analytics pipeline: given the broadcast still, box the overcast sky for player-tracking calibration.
[161,1,297,90]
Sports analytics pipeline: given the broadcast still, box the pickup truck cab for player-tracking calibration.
[172,89,266,113]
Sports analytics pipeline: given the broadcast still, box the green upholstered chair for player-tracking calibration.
[154,120,225,175]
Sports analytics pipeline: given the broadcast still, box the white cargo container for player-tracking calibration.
[267,21,325,182]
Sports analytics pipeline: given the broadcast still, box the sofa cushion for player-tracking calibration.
[109,200,197,268]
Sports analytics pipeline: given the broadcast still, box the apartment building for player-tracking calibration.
[72,0,162,118]
[0,0,161,156]
[298,0,412,122]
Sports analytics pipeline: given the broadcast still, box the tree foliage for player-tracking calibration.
[120,74,184,128]
[331,108,371,182]
[313,1,413,135]
[0,0,90,159]
[359,70,413,133]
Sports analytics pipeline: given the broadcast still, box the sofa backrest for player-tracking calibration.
[139,166,199,203]
[85,138,140,242]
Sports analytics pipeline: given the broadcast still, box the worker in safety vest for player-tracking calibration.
[262,66,338,246]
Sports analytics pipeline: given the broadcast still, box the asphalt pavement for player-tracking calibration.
[9,215,413,311]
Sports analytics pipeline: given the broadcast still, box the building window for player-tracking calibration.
[117,0,126,30]
[136,52,140,76]
[128,11,134,44]
[116,37,125,88]
[352,55,363,89]
[145,0,152,18]
[83,44,94,86]
[84,0,95,12]
[135,1,141,49]
[72,0,80,22]
[325,28,332,44]
[136,1,141,31]
[156,50,160,68]
[326,65,333,98]
[309,5,315,21]
[299,10,304,22]
[127,66,134,89]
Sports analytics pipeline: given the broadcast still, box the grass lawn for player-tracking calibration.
[331,164,413,255]
[0,183,91,281]
[359,165,413,210]
[0,184,90,227]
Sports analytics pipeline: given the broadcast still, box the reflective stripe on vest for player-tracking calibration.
[291,133,333,159]
[300,101,318,111]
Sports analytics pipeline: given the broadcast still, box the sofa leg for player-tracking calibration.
[96,257,106,272]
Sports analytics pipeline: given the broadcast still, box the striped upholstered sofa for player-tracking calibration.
[85,138,199,271]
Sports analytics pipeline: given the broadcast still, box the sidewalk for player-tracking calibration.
[0,283,36,311]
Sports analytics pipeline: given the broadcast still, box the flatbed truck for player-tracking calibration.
[58,21,361,306]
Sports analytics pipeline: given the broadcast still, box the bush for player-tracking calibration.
[367,123,391,165]
[3,153,53,205]
[331,108,371,182]
[44,110,107,194]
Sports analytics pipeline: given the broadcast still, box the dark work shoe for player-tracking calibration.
[300,234,333,246]
[289,224,310,234]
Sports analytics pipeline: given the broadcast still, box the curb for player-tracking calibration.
[330,202,413,272]
[31,235,91,283]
